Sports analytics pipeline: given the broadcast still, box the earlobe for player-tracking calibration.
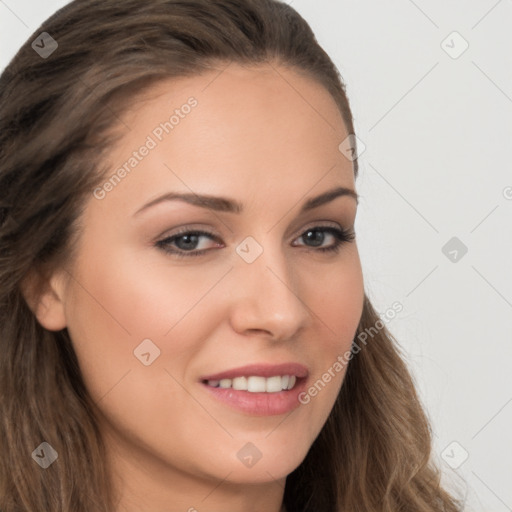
[20,269,68,331]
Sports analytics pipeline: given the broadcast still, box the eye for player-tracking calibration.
[155,229,221,257]
[155,225,355,258]
[292,226,355,254]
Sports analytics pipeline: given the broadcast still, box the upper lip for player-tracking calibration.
[200,362,309,381]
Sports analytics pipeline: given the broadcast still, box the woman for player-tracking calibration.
[0,0,464,511]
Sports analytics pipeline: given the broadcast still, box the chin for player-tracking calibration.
[220,443,310,485]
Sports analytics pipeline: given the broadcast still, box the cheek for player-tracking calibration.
[67,242,220,337]
[63,245,229,396]
[62,254,215,453]
[305,247,364,345]
[294,249,364,421]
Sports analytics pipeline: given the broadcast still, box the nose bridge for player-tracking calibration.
[228,234,308,338]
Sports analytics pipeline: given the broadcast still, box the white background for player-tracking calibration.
[1,1,511,510]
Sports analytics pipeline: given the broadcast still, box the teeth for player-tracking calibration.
[232,376,248,390]
[265,376,282,393]
[207,375,297,392]
[248,376,266,392]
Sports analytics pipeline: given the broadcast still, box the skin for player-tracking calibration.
[29,62,365,512]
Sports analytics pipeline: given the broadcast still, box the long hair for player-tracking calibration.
[0,1,463,510]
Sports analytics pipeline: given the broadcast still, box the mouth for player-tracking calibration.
[199,362,309,416]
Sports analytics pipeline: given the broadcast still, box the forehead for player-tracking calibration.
[93,63,355,217]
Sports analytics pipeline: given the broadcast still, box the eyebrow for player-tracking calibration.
[133,185,358,217]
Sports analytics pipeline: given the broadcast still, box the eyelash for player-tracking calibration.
[155,225,355,259]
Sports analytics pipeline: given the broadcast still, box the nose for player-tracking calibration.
[228,240,310,341]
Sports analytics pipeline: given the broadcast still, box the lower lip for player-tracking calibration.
[201,378,307,416]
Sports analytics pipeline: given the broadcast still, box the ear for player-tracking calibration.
[20,268,68,331]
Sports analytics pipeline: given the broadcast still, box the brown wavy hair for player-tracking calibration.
[0,0,464,511]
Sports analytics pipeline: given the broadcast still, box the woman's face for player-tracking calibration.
[40,63,364,507]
